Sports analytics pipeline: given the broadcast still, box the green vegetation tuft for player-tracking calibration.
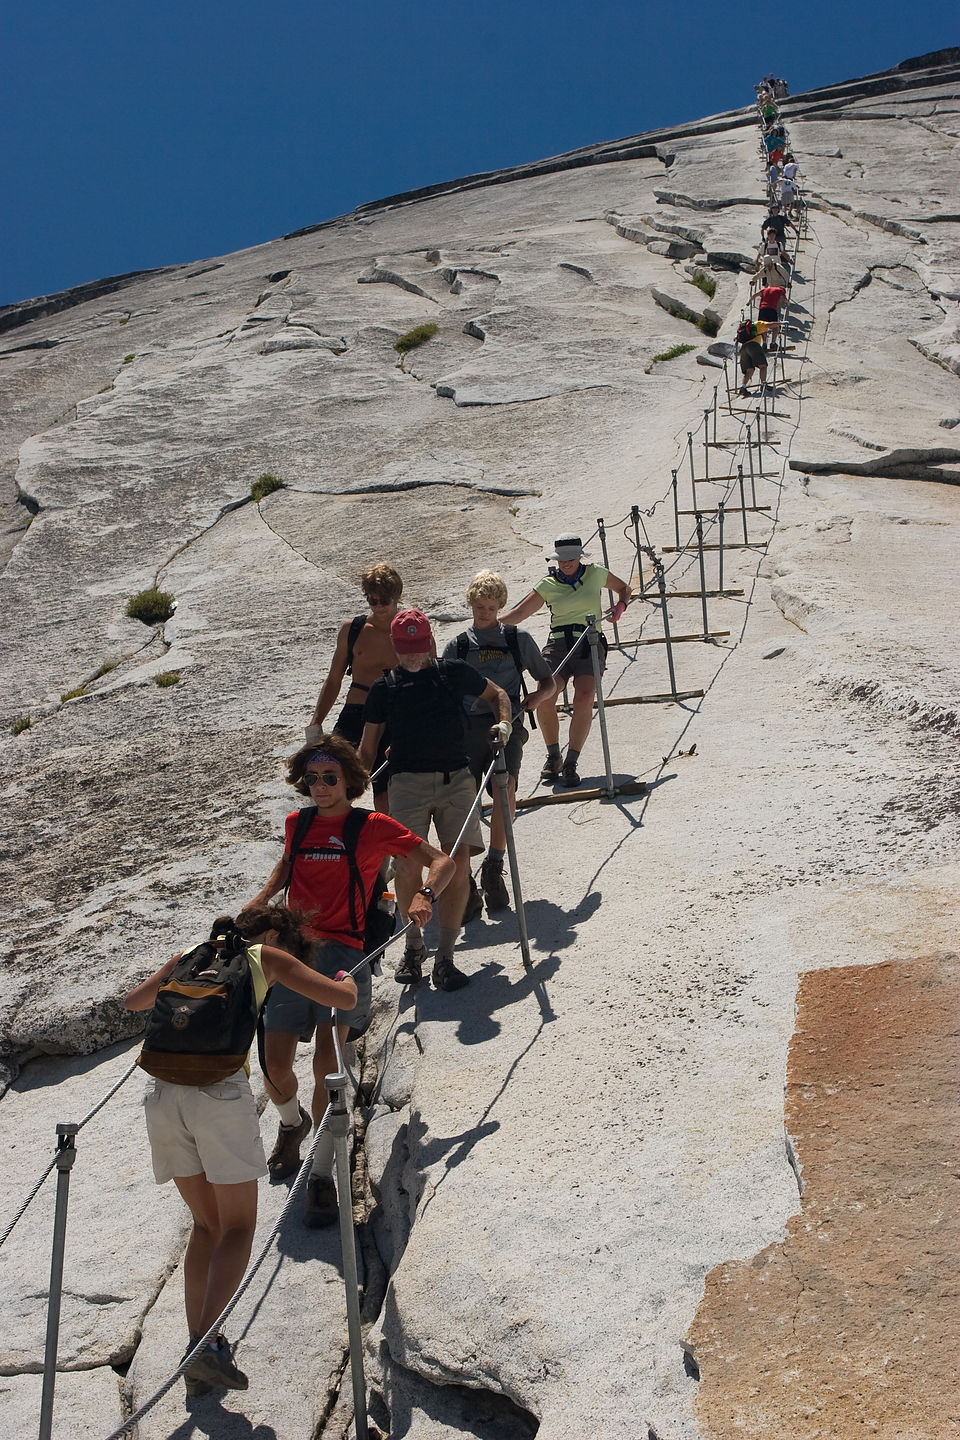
[123,354,135,364]
[698,313,719,338]
[154,671,181,688]
[689,270,717,299]
[394,323,438,355]
[126,587,175,626]
[93,661,119,679]
[250,473,284,504]
[11,716,32,735]
[61,686,87,702]
[651,343,697,364]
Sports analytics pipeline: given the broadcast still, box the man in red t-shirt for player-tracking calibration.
[245,733,454,1225]
[756,282,787,350]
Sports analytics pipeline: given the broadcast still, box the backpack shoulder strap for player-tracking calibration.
[345,615,366,676]
[341,808,371,940]
[502,624,530,704]
[455,632,469,660]
[285,805,317,895]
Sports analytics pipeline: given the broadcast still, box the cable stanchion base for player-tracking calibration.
[661,542,764,554]
[665,587,745,598]
[506,778,649,811]
[612,630,731,646]
[678,506,772,516]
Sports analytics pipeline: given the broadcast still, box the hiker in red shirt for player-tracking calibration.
[755,281,787,350]
[245,733,455,1226]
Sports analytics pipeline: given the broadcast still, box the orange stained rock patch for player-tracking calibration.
[686,953,960,1439]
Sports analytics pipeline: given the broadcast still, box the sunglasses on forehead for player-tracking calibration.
[303,769,342,788]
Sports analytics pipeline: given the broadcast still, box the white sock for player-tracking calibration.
[275,1095,302,1127]
[309,1130,336,1178]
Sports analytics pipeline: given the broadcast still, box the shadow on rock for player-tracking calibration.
[417,951,561,1042]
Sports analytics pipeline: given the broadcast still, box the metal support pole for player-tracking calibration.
[630,505,646,596]
[325,1060,369,1440]
[38,1123,78,1440]
[717,500,725,593]
[702,409,710,481]
[653,561,679,699]
[747,429,758,507]
[738,465,750,544]
[586,616,615,799]
[671,471,680,548]
[694,512,709,640]
[712,386,718,445]
[492,742,532,966]
[687,432,696,510]
[596,517,620,646]
[723,357,732,413]
[756,411,764,474]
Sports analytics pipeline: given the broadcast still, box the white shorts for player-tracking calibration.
[143,1070,268,1185]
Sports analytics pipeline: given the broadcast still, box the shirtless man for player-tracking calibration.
[306,563,403,806]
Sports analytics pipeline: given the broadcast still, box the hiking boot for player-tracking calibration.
[184,1335,248,1391]
[540,752,563,783]
[267,1104,311,1182]
[394,946,424,984]
[432,956,470,992]
[303,1173,339,1228]
[738,386,750,398]
[480,856,510,913]
[462,872,484,924]
[182,1341,212,1397]
[561,760,581,788]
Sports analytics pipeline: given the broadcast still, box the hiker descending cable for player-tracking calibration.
[442,571,556,916]
[244,733,454,1225]
[359,608,512,991]
[124,908,357,1394]
[736,317,769,397]
[305,564,409,810]
[499,532,630,789]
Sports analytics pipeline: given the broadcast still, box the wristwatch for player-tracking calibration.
[418,886,436,901]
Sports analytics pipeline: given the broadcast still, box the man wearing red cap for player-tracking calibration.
[360,609,511,991]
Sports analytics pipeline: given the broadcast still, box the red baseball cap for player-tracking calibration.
[391,608,432,654]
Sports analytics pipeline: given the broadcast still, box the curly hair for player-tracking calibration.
[230,902,311,960]
[286,732,369,800]
[465,570,508,608]
[360,563,403,603]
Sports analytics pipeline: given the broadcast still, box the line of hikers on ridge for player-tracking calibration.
[736,80,804,397]
[126,539,629,1393]
[121,75,805,1404]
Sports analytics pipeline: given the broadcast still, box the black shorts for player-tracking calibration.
[740,341,767,372]
[334,703,389,791]
[464,716,528,787]
[757,306,779,323]
[542,630,608,682]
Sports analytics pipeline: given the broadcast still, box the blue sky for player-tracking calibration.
[1,0,954,305]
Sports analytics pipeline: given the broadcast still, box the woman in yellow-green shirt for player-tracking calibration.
[500,532,630,788]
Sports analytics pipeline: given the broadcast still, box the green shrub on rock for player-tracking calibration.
[11,716,32,735]
[394,323,438,355]
[154,671,181,687]
[250,473,284,503]
[126,587,175,626]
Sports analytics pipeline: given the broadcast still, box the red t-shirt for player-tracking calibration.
[759,286,786,312]
[284,809,423,946]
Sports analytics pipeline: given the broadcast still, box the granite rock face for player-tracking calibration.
[1,51,958,1440]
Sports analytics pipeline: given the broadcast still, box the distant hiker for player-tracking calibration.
[499,533,630,789]
[360,609,511,990]
[760,204,791,245]
[737,319,769,396]
[755,280,787,349]
[306,563,405,807]
[245,734,454,1224]
[442,571,556,913]
[126,906,357,1393]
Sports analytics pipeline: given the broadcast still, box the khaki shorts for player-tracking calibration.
[143,1070,267,1185]
[388,767,484,856]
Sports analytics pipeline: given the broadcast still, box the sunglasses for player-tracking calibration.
[364,596,392,608]
[303,770,342,788]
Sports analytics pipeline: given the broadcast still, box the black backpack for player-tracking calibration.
[287,805,396,959]
[138,925,261,1086]
[736,319,759,345]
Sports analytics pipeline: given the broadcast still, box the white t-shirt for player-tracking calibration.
[782,162,798,181]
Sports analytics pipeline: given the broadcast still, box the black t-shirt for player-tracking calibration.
[761,214,788,242]
[363,660,486,775]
